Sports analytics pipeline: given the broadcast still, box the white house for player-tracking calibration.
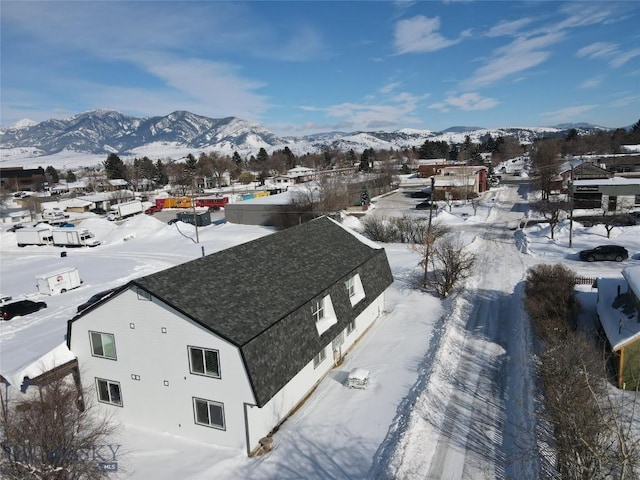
[67,216,393,454]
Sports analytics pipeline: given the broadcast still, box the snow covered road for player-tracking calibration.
[375,185,542,479]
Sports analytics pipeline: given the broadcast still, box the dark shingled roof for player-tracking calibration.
[133,216,393,406]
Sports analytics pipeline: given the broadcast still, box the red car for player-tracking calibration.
[145,206,161,215]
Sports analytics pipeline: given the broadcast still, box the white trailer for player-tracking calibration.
[107,200,143,221]
[36,267,82,295]
[15,226,53,247]
[52,228,101,247]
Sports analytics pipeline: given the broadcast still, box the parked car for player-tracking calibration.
[410,190,431,199]
[76,288,118,313]
[7,224,25,232]
[1,299,48,320]
[59,222,75,228]
[416,201,438,210]
[145,206,161,214]
[90,207,107,215]
[579,245,629,262]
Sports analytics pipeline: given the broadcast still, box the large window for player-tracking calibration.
[345,274,365,307]
[189,347,220,378]
[193,398,225,429]
[90,332,116,360]
[96,378,122,406]
[314,295,338,335]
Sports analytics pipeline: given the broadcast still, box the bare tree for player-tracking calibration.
[530,139,562,201]
[411,222,450,287]
[426,237,476,297]
[0,377,121,480]
[532,198,569,240]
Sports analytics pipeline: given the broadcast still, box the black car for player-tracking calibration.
[410,190,431,199]
[7,224,25,232]
[90,207,107,215]
[1,300,48,320]
[579,245,628,262]
[77,288,118,313]
[416,201,438,210]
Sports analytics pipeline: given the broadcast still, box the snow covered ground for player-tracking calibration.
[1,181,639,479]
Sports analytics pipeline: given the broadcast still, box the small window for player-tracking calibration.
[345,274,365,307]
[90,332,116,360]
[346,320,356,335]
[188,347,220,378]
[313,348,326,369]
[312,298,325,323]
[193,398,225,429]
[96,378,122,406]
[635,194,640,206]
[137,288,151,300]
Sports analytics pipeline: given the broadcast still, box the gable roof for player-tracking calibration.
[130,216,393,406]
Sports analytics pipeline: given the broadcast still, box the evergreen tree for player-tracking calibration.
[154,160,169,185]
[45,165,59,184]
[103,153,127,179]
[257,147,269,164]
[232,151,243,166]
[65,170,77,182]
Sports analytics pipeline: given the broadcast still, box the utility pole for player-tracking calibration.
[568,162,574,248]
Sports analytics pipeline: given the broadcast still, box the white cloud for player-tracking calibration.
[394,15,460,54]
[610,48,640,68]
[380,82,402,94]
[462,32,563,89]
[485,18,536,37]
[428,92,497,112]
[609,95,639,108]
[579,76,604,89]
[540,105,597,123]
[576,42,618,59]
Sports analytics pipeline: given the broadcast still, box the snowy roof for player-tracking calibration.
[77,193,111,202]
[596,277,640,351]
[622,266,640,300]
[573,177,640,186]
[433,176,476,187]
[5,342,75,388]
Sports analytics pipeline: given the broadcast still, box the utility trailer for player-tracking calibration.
[15,226,53,247]
[36,267,82,295]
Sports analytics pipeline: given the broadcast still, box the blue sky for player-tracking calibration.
[1,1,639,136]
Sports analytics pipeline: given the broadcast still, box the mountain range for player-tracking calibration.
[0,109,610,161]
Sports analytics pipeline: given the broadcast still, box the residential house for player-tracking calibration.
[67,216,394,454]
[596,266,640,390]
[432,165,488,200]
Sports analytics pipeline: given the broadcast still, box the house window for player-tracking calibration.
[188,347,220,378]
[313,298,325,323]
[96,378,122,406]
[345,274,366,307]
[635,194,640,205]
[346,320,356,335]
[314,295,338,335]
[137,288,151,300]
[193,398,225,430]
[90,332,117,360]
[313,348,326,369]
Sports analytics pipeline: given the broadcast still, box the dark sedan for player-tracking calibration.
[77,288,118,313]
[1,300,48,320]
[578,245,628,262]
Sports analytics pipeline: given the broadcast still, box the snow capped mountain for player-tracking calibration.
[0,109,610,165]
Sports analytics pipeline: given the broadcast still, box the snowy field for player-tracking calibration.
[1,181,639,479]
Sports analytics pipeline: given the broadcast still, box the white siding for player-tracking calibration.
[69,288,255,448]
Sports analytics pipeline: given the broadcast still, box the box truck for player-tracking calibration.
[52,228,101,247]
[16,226,53,247]
[107,200,143,221]
[36,267,82,295]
